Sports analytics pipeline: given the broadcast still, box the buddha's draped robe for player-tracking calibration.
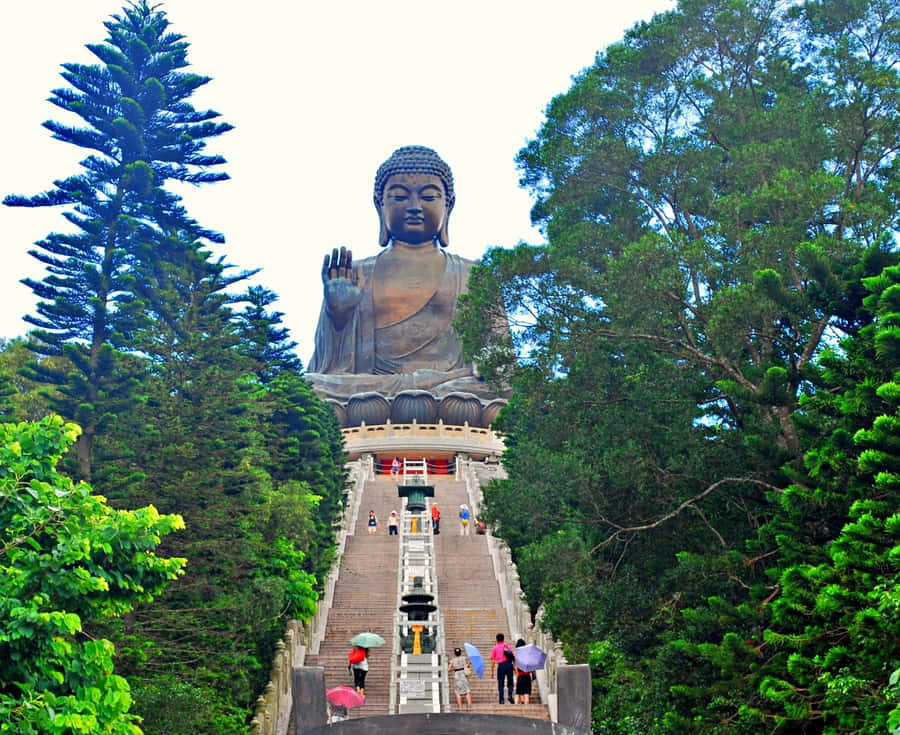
[307,250,495,401]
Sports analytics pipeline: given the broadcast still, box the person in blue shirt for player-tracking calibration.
[459,503,470,535]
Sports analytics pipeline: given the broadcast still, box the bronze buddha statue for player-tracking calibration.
[306,146,506,427]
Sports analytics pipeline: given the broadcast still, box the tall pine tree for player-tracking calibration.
[4,0,232,480]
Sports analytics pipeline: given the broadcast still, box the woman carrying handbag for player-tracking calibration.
[448,646,472,709]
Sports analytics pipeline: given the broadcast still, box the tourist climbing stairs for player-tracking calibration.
[303,474,549,721]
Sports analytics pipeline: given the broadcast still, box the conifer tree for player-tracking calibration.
[235,285,304,383]
[4,6,349,731]
[87,249,343,729]
[0,338,73,423]
[750,265,900,732]
[4,0,232,480]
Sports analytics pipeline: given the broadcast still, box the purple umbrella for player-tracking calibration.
[463,641,485,678]
[514,643,547,672]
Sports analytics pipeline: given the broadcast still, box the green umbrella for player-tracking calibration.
[350,632,386,648]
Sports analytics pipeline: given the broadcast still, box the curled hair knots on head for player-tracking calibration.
[373,145,455,207]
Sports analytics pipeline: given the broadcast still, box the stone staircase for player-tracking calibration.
[304,475,549,721]
[433,479,549,720]
[304,477,400,717]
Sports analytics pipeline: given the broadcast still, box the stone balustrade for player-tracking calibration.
[249,457,368,735]
[459,458,566,722]
[341,421,505,460]
[249,622,305,735]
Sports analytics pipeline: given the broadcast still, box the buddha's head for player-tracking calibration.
[374,146,455,248]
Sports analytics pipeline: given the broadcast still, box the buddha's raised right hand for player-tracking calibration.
[322,247,363,330]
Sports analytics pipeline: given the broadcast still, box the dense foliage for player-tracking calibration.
[3,3,347,733]
[458,0,900,732]
[86,269,344,732]
[0,417,184,734]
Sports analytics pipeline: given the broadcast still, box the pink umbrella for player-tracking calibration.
[326,685,366,709]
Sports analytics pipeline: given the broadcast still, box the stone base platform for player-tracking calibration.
[341,421,504,462]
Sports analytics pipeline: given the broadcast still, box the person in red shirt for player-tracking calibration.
[431,503,441,534]
[514,637,533,704]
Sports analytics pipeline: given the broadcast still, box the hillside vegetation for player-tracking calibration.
[458,1,900,732]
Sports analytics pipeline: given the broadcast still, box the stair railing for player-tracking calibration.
[427,499,450,713]
[389,497,406,714]
[390,498,447,714]
[402,457,428,482]
[458,457,567,723]
[249,457,366,735]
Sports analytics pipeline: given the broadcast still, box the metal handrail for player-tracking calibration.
[390,494,446,714]
[389,494,407,714]
[402,457,428,483]
[374,458,457,476]
[429,499,450,712]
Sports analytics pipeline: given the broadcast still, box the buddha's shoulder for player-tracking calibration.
[360,250,479,269]
[447,253,480,279]
[447,252,479,267]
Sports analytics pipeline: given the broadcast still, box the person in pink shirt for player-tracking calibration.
[489,633,515,704]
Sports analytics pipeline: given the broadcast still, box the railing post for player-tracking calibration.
[253,696,266,735]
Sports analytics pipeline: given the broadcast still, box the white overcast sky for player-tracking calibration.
[1,0,673,365]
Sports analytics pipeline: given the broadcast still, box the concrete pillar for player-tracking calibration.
[556,663,591,734]
[291,666,327,734]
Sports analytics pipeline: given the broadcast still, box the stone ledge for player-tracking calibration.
[302,713,586,735]
[341,422,505,461]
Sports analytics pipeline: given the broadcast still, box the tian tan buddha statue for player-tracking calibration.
[306,145,507,428]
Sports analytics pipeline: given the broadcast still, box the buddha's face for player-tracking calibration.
[381,173,449,245]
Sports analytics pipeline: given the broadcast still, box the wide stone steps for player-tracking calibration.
[304,475,549,722]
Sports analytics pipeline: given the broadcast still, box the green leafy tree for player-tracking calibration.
[457,0,900,731]
[660,267,900,735]
[0,416,184,734]
[655,251,899,735]
[464,0,900,454]
[4,0,232,481]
